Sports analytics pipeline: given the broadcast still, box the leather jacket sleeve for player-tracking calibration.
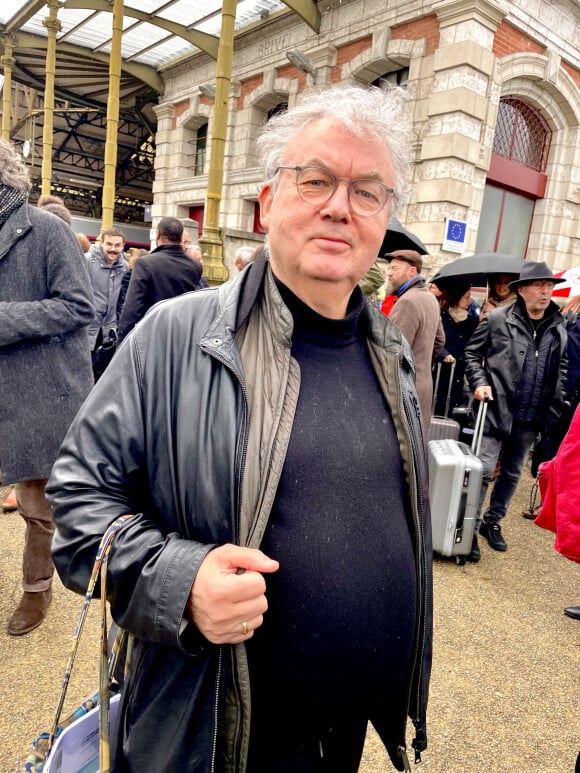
[47,328,215,652]
[463,315,490,392]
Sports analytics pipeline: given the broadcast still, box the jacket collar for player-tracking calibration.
[397,274,426,296]
[512,294,562,325]
[224,249,411,370]
[0,202,31,261]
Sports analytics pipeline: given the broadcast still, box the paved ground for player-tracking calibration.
[1,468,579,772]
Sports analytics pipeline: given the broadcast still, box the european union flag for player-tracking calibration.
[446,220,467,243]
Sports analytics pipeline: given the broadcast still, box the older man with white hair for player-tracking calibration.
[49,85,432,772]
[234,244,258,271]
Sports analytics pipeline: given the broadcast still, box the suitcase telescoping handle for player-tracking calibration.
[432,360,456,418]
[471,396,489,457]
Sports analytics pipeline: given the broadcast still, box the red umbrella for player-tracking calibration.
[552,267,580,298]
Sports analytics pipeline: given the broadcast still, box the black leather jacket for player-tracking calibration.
[48,254,433,772]
[464,297,567,437]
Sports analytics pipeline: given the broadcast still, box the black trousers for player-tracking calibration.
[246,714,368,773]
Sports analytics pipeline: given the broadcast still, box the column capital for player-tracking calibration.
[43,17,63,34]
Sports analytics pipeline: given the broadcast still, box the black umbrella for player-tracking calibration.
[380,217,428,256]
[431,253,525,288]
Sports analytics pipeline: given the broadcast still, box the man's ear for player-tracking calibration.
[258,183,273,232]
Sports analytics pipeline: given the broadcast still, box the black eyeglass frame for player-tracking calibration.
[275,165,394,217]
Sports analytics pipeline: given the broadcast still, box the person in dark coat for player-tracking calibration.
[117,217,203,343]
[432,278,478,417]
[0,138,95,635]
[464,261,568,557]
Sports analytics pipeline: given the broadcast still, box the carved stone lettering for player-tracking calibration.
[258,34,290,59]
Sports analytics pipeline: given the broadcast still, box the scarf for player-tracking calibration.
[447,305,468,323]
[0,184,28,225]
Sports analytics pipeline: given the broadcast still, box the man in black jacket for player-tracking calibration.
[47,85,432,773]
[117,216,202,342]
[464,261,568,556]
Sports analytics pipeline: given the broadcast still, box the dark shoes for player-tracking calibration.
[479,519,507,551]
[564,606,580,620]
[7,589,52,636]
[467,534,481,562]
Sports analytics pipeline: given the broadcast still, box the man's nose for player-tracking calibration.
[320,181,351,219]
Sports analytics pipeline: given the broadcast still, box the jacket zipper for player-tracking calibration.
[398,745,412,772]
[204,341,250,773]
[406,391,429,763]
[396,363,428,764]
[210,647,224,773]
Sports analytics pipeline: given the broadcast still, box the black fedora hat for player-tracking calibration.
[508,261,566,289]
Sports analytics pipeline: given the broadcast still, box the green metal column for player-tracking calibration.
[101,0,124,232]
[198,0,236,285]
[1,37,16,141]
[41,0,61,196]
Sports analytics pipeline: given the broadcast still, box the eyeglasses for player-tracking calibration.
[275,165,394,217]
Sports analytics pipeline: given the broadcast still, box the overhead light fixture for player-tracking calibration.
[286,50,317,84]
[199,83,216,99]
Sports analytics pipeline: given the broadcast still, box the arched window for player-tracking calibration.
[493,98,551,171]
[475,98,551,256]
[194,122,208,176]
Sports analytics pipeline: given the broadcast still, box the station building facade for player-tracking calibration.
[151,0,580,277]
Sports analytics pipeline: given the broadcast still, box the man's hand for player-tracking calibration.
[474,386,493,401]
[479,301,494,320]
[442,354,455,363]
[186,544,279,644]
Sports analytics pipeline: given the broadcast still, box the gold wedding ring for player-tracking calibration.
[241,621,249,636]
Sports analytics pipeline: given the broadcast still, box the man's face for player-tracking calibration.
[181,235,191,251]
[385,259,416,294]
[258,118,393,317]
[518,280,555,317]
[102,236,124,265]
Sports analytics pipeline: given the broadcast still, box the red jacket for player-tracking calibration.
[535,405,580,563]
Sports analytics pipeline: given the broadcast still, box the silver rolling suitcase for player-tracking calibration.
[427,399,488,564]
[428,361,460,442]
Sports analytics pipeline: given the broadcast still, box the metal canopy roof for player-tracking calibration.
[0,0,319,222]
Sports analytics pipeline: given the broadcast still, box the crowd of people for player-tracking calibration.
[0,82,578,772]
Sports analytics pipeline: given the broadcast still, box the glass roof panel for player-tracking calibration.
[159,0,222,26]
[132,37,195,67]
[0,0,290,68]
[125,0,165,13]
[106,24,170,59]
[52,8,96,37]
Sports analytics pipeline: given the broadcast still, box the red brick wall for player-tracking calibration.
[172,99,190,129]
[331,37,372,82]
[493,21,545,57]
[276,63,308,91]
[391,14,439,56]
[237,74,265,111]
[561,60,580,90]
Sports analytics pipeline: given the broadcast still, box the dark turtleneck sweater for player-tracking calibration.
[245,280,416,762]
